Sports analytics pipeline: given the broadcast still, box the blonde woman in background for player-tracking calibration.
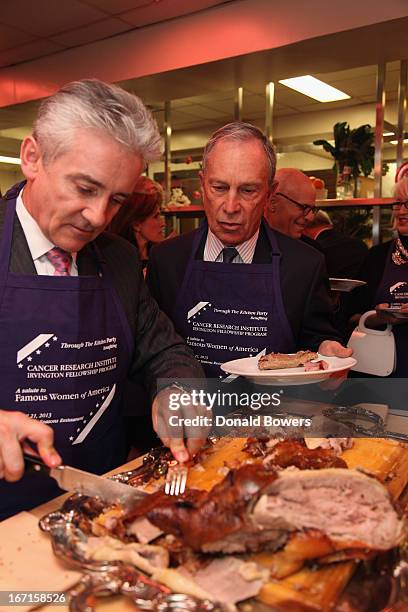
[348,177,408,377]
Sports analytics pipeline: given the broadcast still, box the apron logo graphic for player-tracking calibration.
[17,333,56,365]
[187,302,210,321]
[71,384,116,445]
[390,281,408,294]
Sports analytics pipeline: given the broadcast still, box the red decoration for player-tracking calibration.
[192,190,201,200]
[185,155,193,164]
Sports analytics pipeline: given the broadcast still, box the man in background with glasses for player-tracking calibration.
[264,168,318,240]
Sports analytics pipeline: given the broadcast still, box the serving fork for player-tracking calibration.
[164,461,188,496]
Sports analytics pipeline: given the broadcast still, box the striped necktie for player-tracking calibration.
[46,246,72,276]
[222,247,239,264]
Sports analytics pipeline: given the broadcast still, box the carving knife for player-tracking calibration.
[24,453,148,511]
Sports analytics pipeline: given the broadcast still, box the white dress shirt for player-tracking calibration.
[203,227,259,264]
[16,190,78,276]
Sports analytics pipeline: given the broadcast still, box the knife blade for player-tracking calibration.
[24,453,148,511]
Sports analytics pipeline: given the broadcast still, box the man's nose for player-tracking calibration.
[223,190,241,214]
[82,198,110,229]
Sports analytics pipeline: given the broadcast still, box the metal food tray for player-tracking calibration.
[39,443,408,611]
[39,446,222,611]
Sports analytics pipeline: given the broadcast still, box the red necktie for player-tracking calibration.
[46,247,72,276]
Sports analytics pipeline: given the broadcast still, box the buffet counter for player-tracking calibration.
[1,427,407,612]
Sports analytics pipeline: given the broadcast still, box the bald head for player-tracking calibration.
[264,168,316,239]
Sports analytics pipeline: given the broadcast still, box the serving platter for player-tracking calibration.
[220,355,357,385]
[38,437,408,611]
[329,278,367,292]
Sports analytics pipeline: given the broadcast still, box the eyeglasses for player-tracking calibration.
[276,192,318,216]
[391,201,408,211]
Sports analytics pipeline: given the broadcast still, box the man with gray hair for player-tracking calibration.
[147,121,351,379]
[0,79,204,519]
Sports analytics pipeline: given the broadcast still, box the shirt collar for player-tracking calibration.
[205,227,259,264]
[16,189,77,262]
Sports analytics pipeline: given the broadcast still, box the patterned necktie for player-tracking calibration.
[46,246,72,276]
[222,247,239,264]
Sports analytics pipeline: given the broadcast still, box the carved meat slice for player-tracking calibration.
[258,350,318,370]
[253,468,403,550]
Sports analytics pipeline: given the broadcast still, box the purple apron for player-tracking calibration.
[375,240,408,377]
[172,221,295,377]
[0,184,134,519]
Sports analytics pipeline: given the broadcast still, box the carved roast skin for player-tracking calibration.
[126,462,403,553]
[126,464,286,554]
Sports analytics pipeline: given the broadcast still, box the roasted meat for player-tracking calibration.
[126,464,403,554]
[253,468,403,550]
[126,464,287,554]
[244,438,348,468]
[258,350,318,370]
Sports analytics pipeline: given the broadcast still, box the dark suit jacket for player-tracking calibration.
[314,228,368,279]
[0,200,204,399]
[147,224,341,351]
[343,240,392,321]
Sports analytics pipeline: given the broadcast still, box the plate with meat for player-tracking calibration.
[221,351,357,385]
[329,278,367,292]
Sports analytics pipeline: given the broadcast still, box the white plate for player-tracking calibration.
[220,354,357,386]
[376,306,408,320]
[329,278,367,292]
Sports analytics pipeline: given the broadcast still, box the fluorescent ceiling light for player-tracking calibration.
[383,132,395,137]
[390,138,408,145]
[0,155,21,165]
[279,75,350,102]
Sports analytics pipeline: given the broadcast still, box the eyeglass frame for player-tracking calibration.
[391,201,408,211]
[275,192,318,216]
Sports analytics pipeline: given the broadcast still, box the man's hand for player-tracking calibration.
[318,340,353,358]
[0,410,61,482]
[375,303,408,326]
[152,387,211,463]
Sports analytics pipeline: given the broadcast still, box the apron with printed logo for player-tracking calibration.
[0,184,134,519]
[375,241,408,377]
[172,220,295,378]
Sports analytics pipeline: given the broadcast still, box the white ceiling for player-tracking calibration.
[0,3,406,168]
[0,0,233,68]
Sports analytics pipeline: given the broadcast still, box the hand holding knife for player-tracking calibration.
[24,453,148,511]
[0,409,61,482]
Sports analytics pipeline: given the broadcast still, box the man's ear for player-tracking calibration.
[266,179,279,212]
[20,136,42,179]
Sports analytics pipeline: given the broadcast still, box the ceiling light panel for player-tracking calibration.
[0,155,21,165]
[279,75,350,103]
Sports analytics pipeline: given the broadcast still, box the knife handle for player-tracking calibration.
[23,452,51,475]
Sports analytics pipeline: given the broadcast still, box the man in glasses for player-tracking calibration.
[264,168,318,240]
[147,122,351,379]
